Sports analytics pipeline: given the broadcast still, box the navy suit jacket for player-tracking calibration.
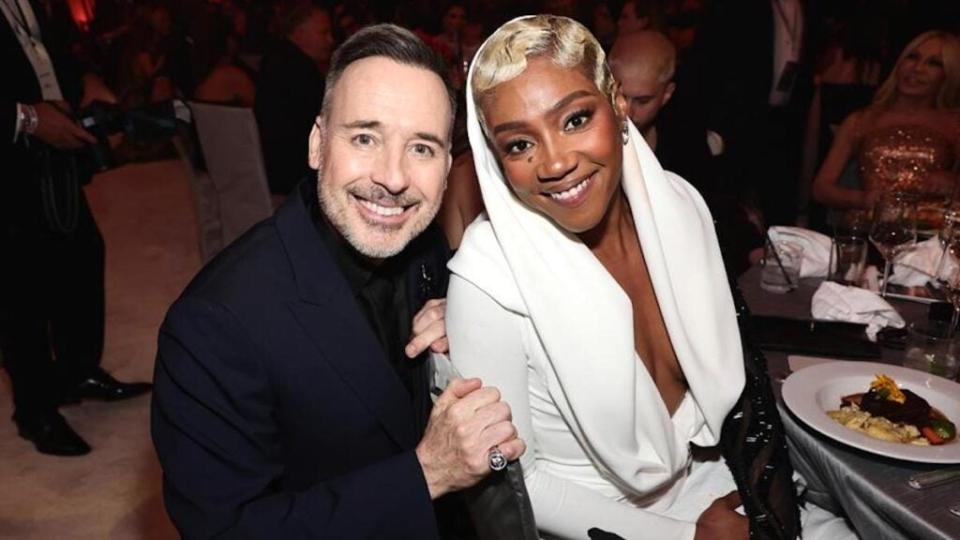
[151,184,451,538]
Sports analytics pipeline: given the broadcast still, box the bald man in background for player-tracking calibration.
[610,30,763,277]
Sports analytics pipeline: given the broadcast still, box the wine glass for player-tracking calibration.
[869,192,917,297]
[937,226,960,334]
[934,209,960,278]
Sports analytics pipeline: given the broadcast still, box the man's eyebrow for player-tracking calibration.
[492,89,594,135]
[415,132,446,147]
[342,120,381,130]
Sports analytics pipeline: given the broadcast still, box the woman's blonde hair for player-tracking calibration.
[470,15,616,134]
[872,30,960,109]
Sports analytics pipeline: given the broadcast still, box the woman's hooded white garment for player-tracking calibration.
[446,18,746,537]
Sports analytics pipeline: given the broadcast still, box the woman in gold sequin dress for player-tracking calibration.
[813,31,960,226]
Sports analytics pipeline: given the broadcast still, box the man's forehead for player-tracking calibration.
[328,56,451,135]
[618,70,665,96]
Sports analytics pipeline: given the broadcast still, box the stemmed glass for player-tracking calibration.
[869,192,917,297]
[936,225,960,334]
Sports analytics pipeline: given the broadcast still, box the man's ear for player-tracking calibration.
[308,116,324,170]
[444,144,453,178]
[613,82,628,121]
[662,81,677,107]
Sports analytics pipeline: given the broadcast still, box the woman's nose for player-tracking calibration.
[537,139,577,181]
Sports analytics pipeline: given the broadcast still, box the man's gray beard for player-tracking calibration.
[316,176,440,260]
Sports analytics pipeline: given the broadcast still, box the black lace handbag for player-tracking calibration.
[721,284,802,539]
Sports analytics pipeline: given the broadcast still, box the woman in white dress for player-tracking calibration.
[446,15,801,540]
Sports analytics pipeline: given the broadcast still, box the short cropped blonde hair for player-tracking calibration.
[470,15,616,135]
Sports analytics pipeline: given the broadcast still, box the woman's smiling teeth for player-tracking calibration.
[549,174,593,201]
[357,198,405,216]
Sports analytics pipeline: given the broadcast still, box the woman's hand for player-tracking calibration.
[694,490,749,540]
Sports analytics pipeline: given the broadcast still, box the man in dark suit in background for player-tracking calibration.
[609,30,764,276]
[1,0,152,457]
[692,0,820,227]
[254,3,334,197]
[152,24,524,538]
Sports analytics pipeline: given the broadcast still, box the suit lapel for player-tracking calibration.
[276,186,417,449]
[398,226,451,433]
[289,300,416,449]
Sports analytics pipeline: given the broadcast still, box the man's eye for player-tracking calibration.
[412,143,435,157]
[564,109,593,130]
[505,140,531,155]
[353,134,374,146]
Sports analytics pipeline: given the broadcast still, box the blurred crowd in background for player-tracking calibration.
[42,0,960,273]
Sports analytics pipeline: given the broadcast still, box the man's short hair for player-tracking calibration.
[609,30,676,84]
[321,24,457,134]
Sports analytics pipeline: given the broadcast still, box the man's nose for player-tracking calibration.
[371,146,410,194]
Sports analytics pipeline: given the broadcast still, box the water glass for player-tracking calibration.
[870,192,917,296]
[760,241,803,293]
[903,321,960,380]
[828,235,867,286]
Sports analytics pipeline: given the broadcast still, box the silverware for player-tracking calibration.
[950,505,960,518]
[907,467,960,489]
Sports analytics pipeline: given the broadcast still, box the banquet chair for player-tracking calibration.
[185,101,274,262]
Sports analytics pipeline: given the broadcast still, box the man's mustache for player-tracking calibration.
[348,184,420,207]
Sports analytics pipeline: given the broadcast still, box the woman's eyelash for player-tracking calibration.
[504,140,530,154]
[565,108,594,128]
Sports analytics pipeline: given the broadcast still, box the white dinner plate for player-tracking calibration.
[782,361,960,463]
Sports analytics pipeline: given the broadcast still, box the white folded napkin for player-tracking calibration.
[889,236,955,287]
[787,355,839,372]
[811,281,905,340]
[769,226,832,278]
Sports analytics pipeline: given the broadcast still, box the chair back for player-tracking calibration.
[188,101,273,261]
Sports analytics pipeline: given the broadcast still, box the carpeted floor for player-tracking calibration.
[0,160,200,539]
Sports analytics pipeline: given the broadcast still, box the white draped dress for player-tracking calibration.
[446,39,747,539]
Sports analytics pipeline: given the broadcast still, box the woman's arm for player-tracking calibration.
[812,110,877,210]
[446,275,696,540]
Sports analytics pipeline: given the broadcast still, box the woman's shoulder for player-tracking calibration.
[448,217,527,314]
[449,216,507,280]
[836,106,879,142]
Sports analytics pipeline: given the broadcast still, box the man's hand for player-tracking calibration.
[406,298,448,358]
[32,102,97,150]
[694,491,749,540]
[415,378,526,499]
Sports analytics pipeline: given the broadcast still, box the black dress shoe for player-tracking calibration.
[15,412,91,456]
[64,367,153,402]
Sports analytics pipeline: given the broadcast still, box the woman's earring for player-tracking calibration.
[621,122,629,146]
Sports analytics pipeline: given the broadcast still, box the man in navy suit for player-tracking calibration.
[151,24,524,538]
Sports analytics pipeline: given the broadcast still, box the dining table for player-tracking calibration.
[738,265,960,540]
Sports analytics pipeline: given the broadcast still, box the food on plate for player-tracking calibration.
[827,373,957,445]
